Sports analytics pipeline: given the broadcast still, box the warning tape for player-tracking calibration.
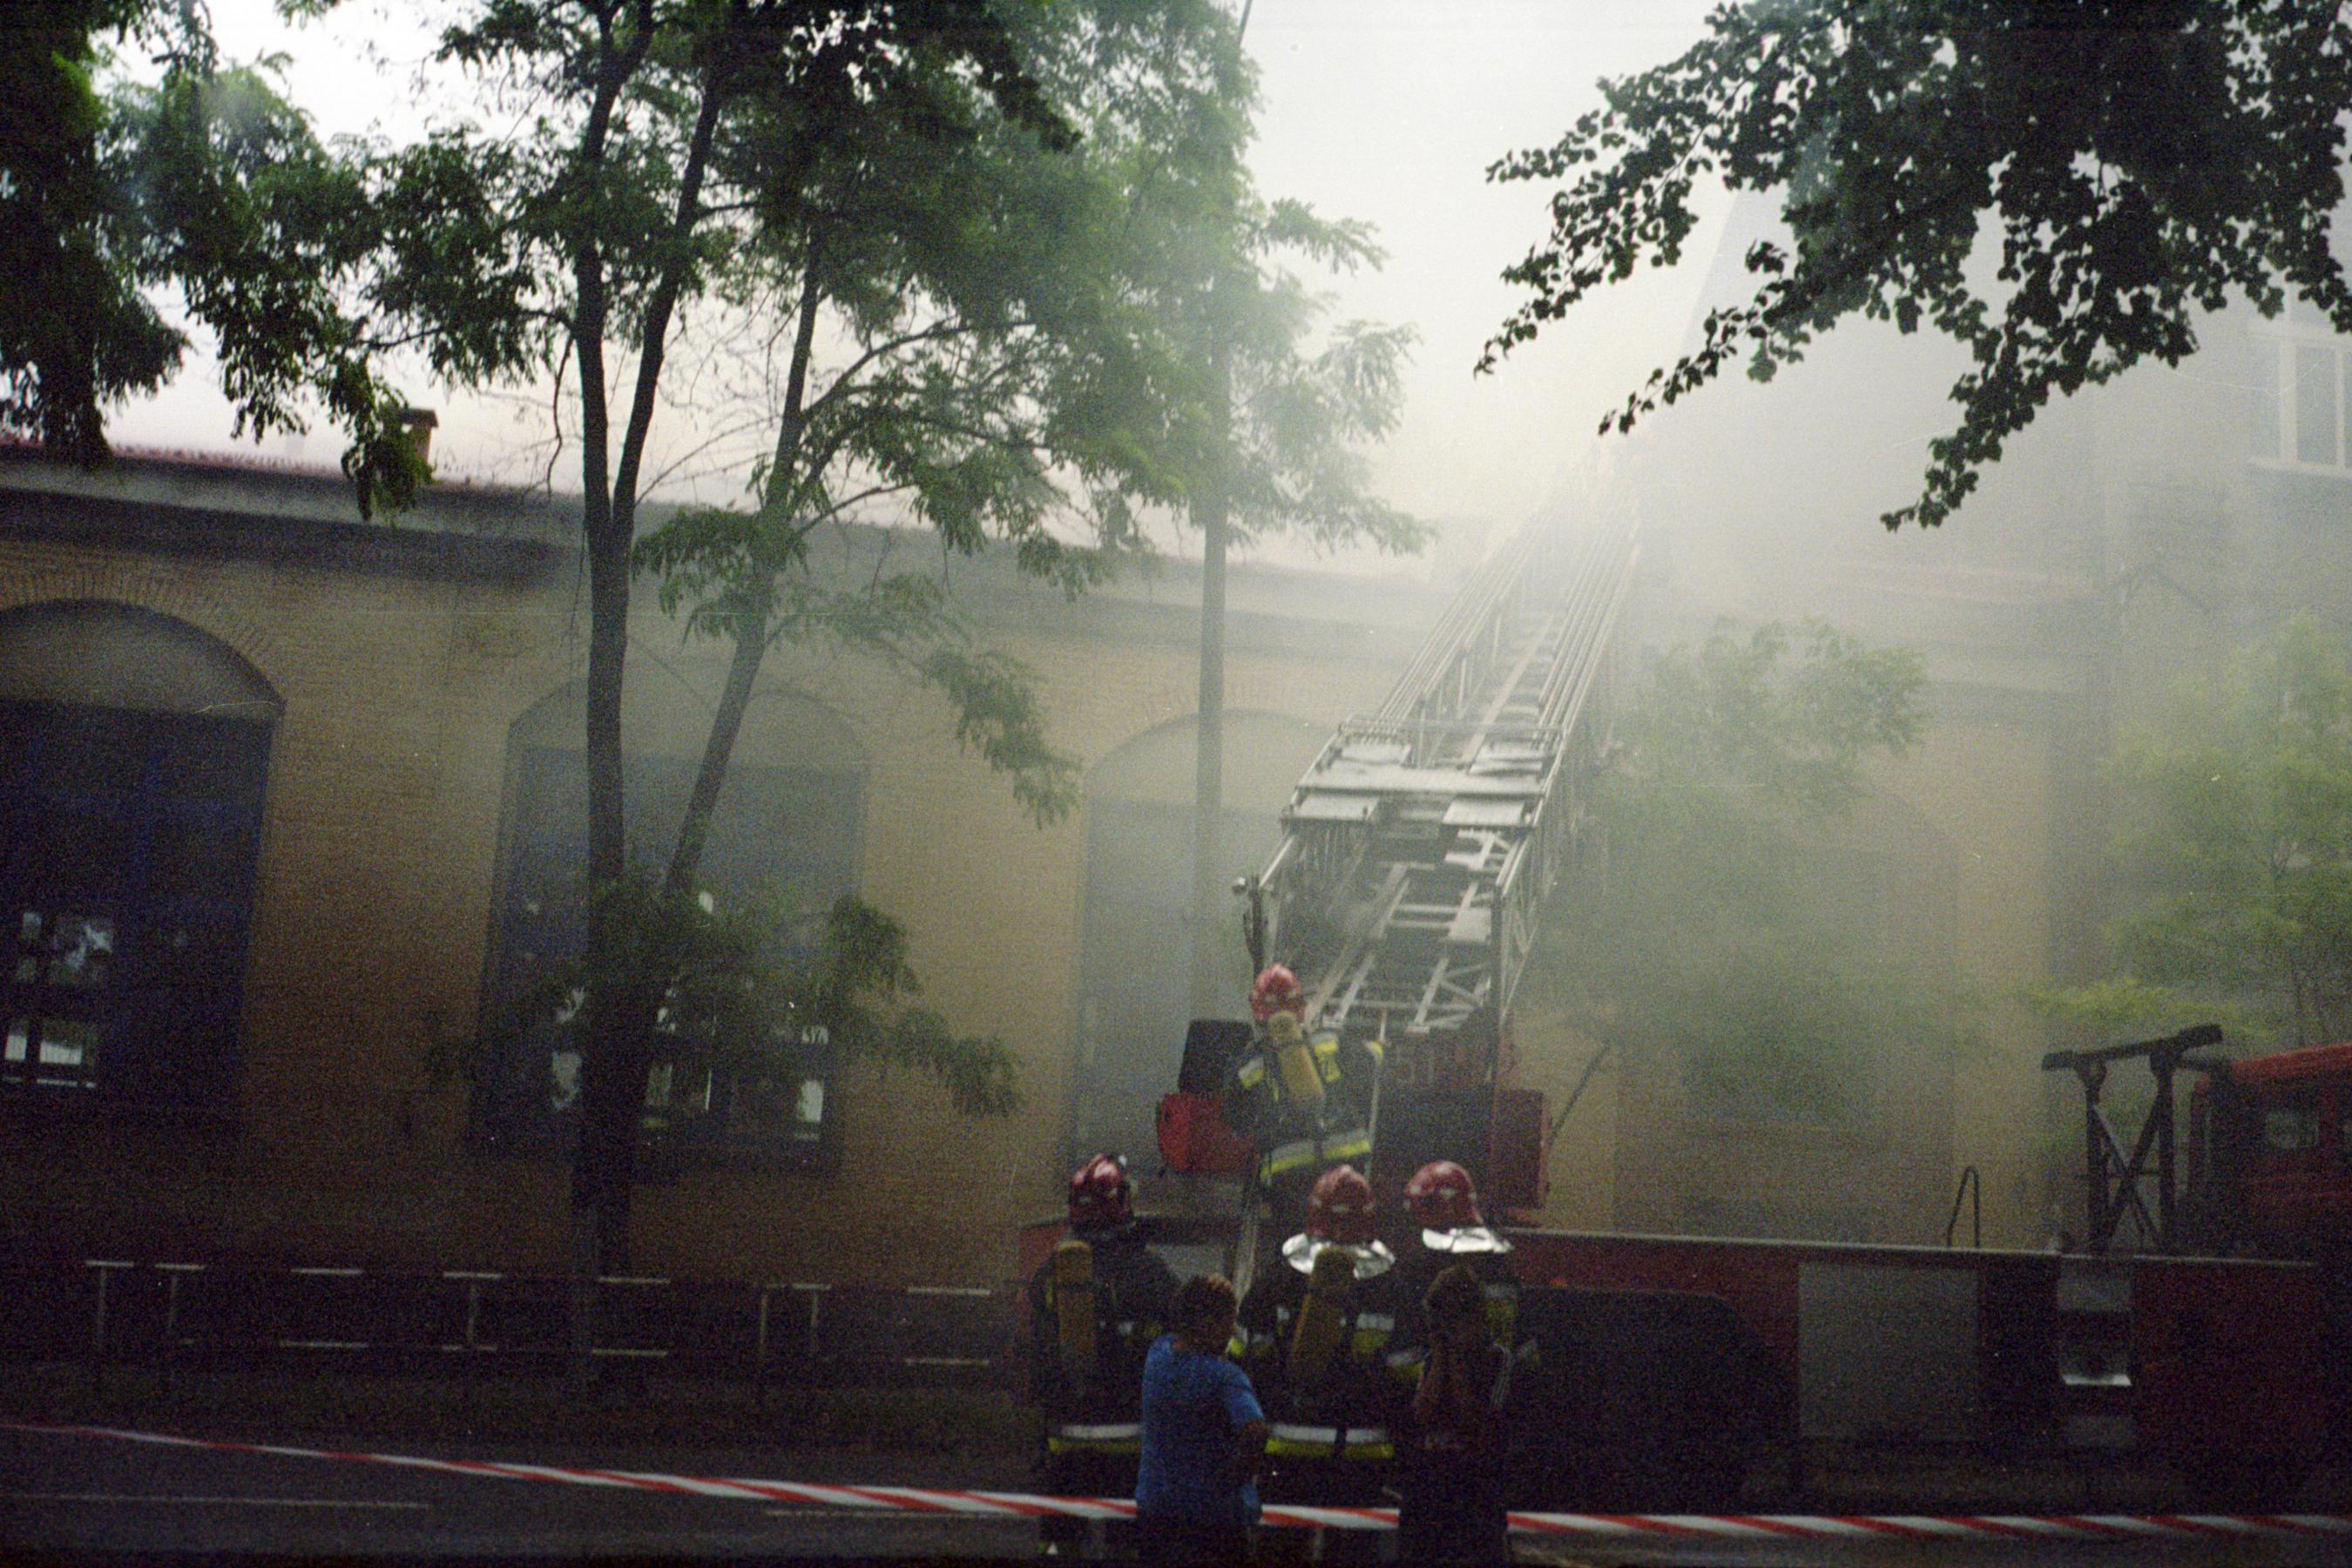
[8,1421,2352,1543]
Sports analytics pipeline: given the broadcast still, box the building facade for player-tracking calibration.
[0,443,1437,1283]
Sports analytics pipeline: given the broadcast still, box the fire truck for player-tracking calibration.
[1024,512,2349,1507]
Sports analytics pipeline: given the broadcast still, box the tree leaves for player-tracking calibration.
[2054,616,2352,1051]
[1536,619,1957,1122]
[1,3,425,511]
[456,882,1022,1122]
[1484,0,2352,531]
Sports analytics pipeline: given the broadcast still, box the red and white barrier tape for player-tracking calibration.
[8,1421,2351,1543]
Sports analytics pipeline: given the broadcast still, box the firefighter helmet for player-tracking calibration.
[1282,1165,1394,1277]
[1067,1153,1134,1234]
[1405,1160,1482,1229]
[1405,1158,1513,1256]
[1306,1164,1376,1243]
[1249,963,1306,1024]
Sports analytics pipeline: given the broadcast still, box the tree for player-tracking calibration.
[350,0,1274,1274]
[1,2,422,507]
[1536,621,1964,1125]
[1481,1,2352,531]
[1167,10,1425,1015]
[2030,616,2352,1054]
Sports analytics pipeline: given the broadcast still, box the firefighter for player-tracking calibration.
[1224,964,1382,1233]
[1231,1164,1402,1560]
[1029,1153,1177,1557]
[1388,1159,1535,1445]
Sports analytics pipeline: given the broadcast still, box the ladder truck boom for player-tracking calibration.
[1241,510,1639,1209]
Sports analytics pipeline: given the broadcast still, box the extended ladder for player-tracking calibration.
[1240,511,1639,1193]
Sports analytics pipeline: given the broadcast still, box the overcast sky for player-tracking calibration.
[111,0,1727,549]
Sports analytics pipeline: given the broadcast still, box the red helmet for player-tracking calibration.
[1405,1159,1482,1231]
[1067,1153,1133,1233]
[1304,1165,1376,1246]
[1250,963,1306,1024]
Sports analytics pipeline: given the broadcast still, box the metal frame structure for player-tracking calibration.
[2041,1024,2225,1254]
[1240,512,1639,1154]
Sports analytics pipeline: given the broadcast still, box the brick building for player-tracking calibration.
[15,234,2323,1278]
[0,443,1440,1284]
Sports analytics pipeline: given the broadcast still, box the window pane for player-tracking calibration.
[0,698,268,1109]
[482,741,860,1162]
[2339,354,2350,467]
[44,914,114,990]
[37,1017,98,1069]
[2261,1102,2321,1154]
[2297,343,2337,464]
[2248,339,2281,458]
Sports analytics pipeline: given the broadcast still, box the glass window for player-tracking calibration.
[2247,324,2352,473]
[2248,336,2282,458]
[0,700,269,1108]
[2296,343,2338,464]
[2259,1098,2322,1155]
[476,741,863,1169]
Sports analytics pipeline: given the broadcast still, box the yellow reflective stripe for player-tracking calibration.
[1349,1327,1391,1358]
[1265,1423,1394,1460]
[1047,1436,1141,1455]
[1264,1139,1318,1174]
[1237,1059,1266,1088]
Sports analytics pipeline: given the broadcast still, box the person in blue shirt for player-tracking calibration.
[1137,1273,1267,1565]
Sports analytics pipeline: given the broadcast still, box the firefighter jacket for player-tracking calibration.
[1028,1228,1178,1456]
[1388,1241,1536,1393]
[1231,1251,1407,1467]
[1222,1029,1382,1188]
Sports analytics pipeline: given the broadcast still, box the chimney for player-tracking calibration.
[395,407,438,467]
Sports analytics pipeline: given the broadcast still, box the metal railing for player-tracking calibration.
[1,1255,1022,1396]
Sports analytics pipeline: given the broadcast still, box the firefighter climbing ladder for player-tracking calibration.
[1243,509,1640,1117]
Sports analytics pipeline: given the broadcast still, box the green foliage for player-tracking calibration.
[360,1,1289,1237]
[449,883,1019,1123]
[2034,616,2352,1051]
[1484,1,2352,531]
[1540,620,1962,1121]
[0,1,424,510]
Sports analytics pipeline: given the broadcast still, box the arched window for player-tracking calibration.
[476,679,867,1169]
[0,601,280,1110]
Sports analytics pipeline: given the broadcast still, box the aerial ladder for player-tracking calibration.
[1224,510,1640,1277]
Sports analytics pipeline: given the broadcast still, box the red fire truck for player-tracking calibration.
[2188,1037,2352,1256]
[1024,1024,2342,1508]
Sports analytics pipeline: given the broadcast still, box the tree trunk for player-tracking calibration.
[1189,277,1234,1017]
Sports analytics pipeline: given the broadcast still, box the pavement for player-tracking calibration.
[0,1420,1044,1561]
[8,1420,2352,1564]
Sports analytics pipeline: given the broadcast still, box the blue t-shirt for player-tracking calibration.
[1135,1334,1263,1526]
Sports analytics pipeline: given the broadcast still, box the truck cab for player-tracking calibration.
[2188,1040,2352,1255]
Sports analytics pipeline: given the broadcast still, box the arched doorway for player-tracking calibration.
[0,601,281,1109]
[1071,713,1325,1174]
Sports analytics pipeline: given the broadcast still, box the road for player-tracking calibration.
[0,1422,1042,1560]
[5,1422,2352,1563]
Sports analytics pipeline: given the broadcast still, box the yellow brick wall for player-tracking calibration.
[0,520,1428,1285]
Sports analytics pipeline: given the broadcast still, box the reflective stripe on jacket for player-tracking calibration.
[1266,1423,1395,1462]
[1046,1420,1143,1456]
